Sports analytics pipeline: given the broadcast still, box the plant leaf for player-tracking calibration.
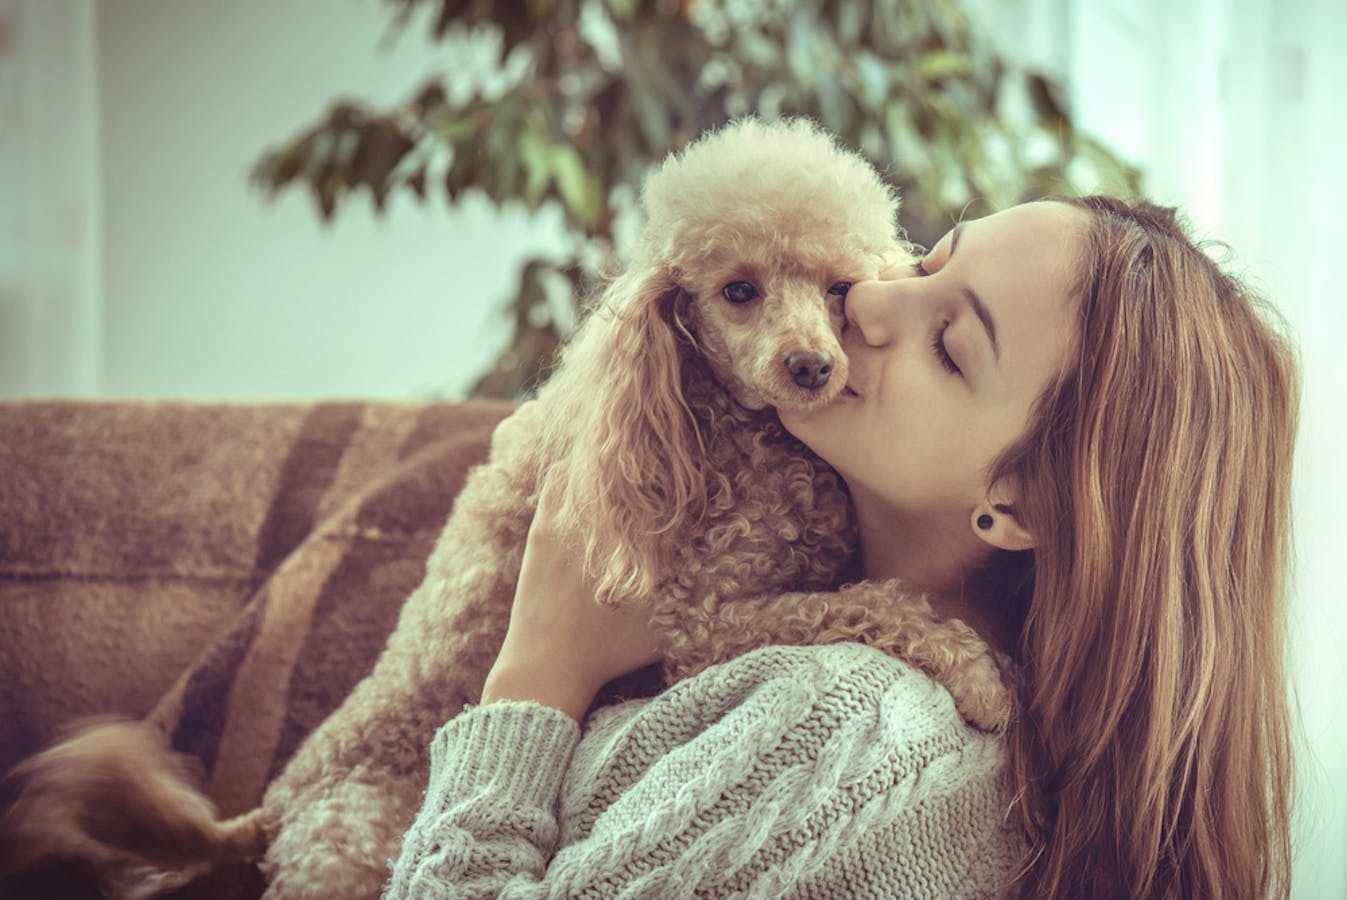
[549,142,603,231]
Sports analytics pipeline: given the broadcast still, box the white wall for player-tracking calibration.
[0,0,101,396]
[91,0,567,401]
[1276,3,1347,895]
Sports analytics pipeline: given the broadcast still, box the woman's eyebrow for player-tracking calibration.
[950,221,966,257]
[963,286,1000,362]
[948,221,1000,361]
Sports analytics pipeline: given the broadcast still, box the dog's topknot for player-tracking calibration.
[639,117,901,268]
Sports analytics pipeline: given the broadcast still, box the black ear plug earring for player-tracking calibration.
[977,514,994,531]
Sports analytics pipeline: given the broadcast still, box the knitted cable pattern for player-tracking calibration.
[385,643,1025,899]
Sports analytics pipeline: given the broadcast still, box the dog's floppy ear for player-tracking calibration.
[553,259,709,606]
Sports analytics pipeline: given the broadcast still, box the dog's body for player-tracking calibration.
[1,119,1012,899]
[256,359,858,897]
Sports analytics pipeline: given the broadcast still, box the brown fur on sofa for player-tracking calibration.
[0,400,512,897]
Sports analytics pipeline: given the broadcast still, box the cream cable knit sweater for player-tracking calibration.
[385,643,1026,898]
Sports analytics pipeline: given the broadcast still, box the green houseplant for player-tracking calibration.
[252,0,1138,397]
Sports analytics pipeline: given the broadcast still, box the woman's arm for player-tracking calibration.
[387,643,1022,899]
[384,486,1021,898]
[384,700,578,899]
[384,480,661,897]
[477,479,661,721]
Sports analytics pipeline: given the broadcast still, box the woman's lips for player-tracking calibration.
[842,384,860,398]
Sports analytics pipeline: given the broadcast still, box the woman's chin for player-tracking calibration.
[778,404,838,460]
[776,404,809,434]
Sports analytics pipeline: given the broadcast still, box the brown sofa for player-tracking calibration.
[0,399,513,897]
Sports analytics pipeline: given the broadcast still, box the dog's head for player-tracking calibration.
[634,117,912,412]
[543,119,910,604]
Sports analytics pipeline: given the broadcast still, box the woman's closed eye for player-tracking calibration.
[930,321,962,376]
[911,260,931,277]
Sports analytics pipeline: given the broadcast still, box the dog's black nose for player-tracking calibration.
[786,351,833,389]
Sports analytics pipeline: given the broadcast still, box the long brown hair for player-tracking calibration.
[993,196,1298,898]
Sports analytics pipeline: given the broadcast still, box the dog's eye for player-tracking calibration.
[827,282,852,297]
[722,281,759,304]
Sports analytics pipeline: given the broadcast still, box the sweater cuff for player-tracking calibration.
[427,701,580,812]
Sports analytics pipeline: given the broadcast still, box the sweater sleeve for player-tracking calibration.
[383,701,579,899]
[555,644,1024,898]
[384,644,1022,899]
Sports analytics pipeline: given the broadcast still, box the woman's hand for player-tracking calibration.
[481,479,662,722]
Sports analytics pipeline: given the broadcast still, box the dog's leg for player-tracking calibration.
[256,586,517,899]
[658,582,1014,734]
[256,419,541,900]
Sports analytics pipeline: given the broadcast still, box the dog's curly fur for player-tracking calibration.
[0,118,1012,899]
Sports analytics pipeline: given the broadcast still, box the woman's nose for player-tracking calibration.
[843,279,901,346]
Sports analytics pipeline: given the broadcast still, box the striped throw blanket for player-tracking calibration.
[0,400,512,898]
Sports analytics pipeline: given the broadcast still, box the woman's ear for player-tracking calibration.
[973,484,1036,551]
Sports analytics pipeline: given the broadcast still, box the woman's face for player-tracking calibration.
[780,201,1086,526]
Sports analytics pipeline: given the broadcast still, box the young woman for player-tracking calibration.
[386,197,1297,899]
